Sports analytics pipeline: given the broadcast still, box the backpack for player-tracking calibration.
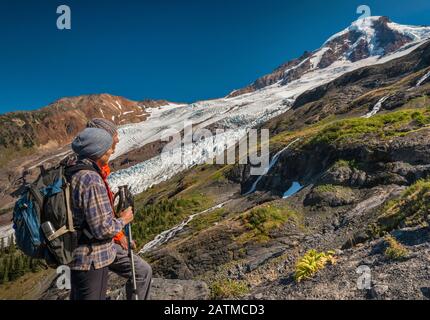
[12,160,99,267]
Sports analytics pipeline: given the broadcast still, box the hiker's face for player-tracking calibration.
[112,133,119,152]
[98,147,114,166]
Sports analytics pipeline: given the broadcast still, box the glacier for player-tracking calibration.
[109,38,429,194]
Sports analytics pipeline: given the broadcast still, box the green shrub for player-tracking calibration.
[294,249,336,282]
[333,159,359,170]
[411,110,430,126]
[242,206,291,235]
[384,235,409,260]
[237,205,299,244]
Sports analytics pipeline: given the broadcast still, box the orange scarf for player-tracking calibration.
[100,164,125,242]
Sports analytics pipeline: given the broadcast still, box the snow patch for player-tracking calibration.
[283,181,303,198]
[115,100,122,110]
[387,22,430,42]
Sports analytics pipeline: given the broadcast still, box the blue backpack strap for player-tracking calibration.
[40,178,63,197]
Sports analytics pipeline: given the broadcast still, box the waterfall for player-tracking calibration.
[416,70,430,87]
[138,201,229,254]
[244,138,300,195]
[362,95,389,118]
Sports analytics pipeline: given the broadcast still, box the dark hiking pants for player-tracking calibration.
[109,243,152,300]
[70,264,109,300]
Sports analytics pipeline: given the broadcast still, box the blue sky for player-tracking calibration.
[0,0,429,113]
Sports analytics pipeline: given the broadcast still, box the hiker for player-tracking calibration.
[68,128,133,300]
[86,118,153,300]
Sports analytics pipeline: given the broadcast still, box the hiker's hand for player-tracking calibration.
[117,235,128,250]
[131,240,137,250]
[120,207,134,225]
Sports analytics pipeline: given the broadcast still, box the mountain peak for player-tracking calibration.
[324,16,430,58]
[324,16,387,45]
[228,17,430,97]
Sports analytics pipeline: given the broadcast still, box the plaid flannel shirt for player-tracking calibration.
[69,161,124,270]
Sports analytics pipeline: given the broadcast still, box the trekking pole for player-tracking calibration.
[115,185,139,300]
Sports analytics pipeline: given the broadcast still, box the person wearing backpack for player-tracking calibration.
[86,118,152,300]
[69,127,134,300]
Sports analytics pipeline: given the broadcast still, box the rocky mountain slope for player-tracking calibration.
[0,95,174,210]
[116,36,430,300]
[0,94,145,157]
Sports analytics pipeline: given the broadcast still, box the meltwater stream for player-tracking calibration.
[139,201,230,255]
[362,95,390,118]
[416,70,430,87]
[244,138,300,195]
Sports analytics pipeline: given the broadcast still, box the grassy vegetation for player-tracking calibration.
[384,235,409,261]
[314,184,347,193]
[369,179,430,236]
[236,204,300,244]
[308,110,418,145]
[132,192,214,248]
[189,208,226,233]
[294,249,336,283]
[210,278,249,299]
[332,159,359,170]
[271,105,430,155]
[270,114,338,146]
[411,110,430,126]
[204,164,233,184]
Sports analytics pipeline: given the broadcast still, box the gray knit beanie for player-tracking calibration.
[86,118,118,137]
[72,128,113,160]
